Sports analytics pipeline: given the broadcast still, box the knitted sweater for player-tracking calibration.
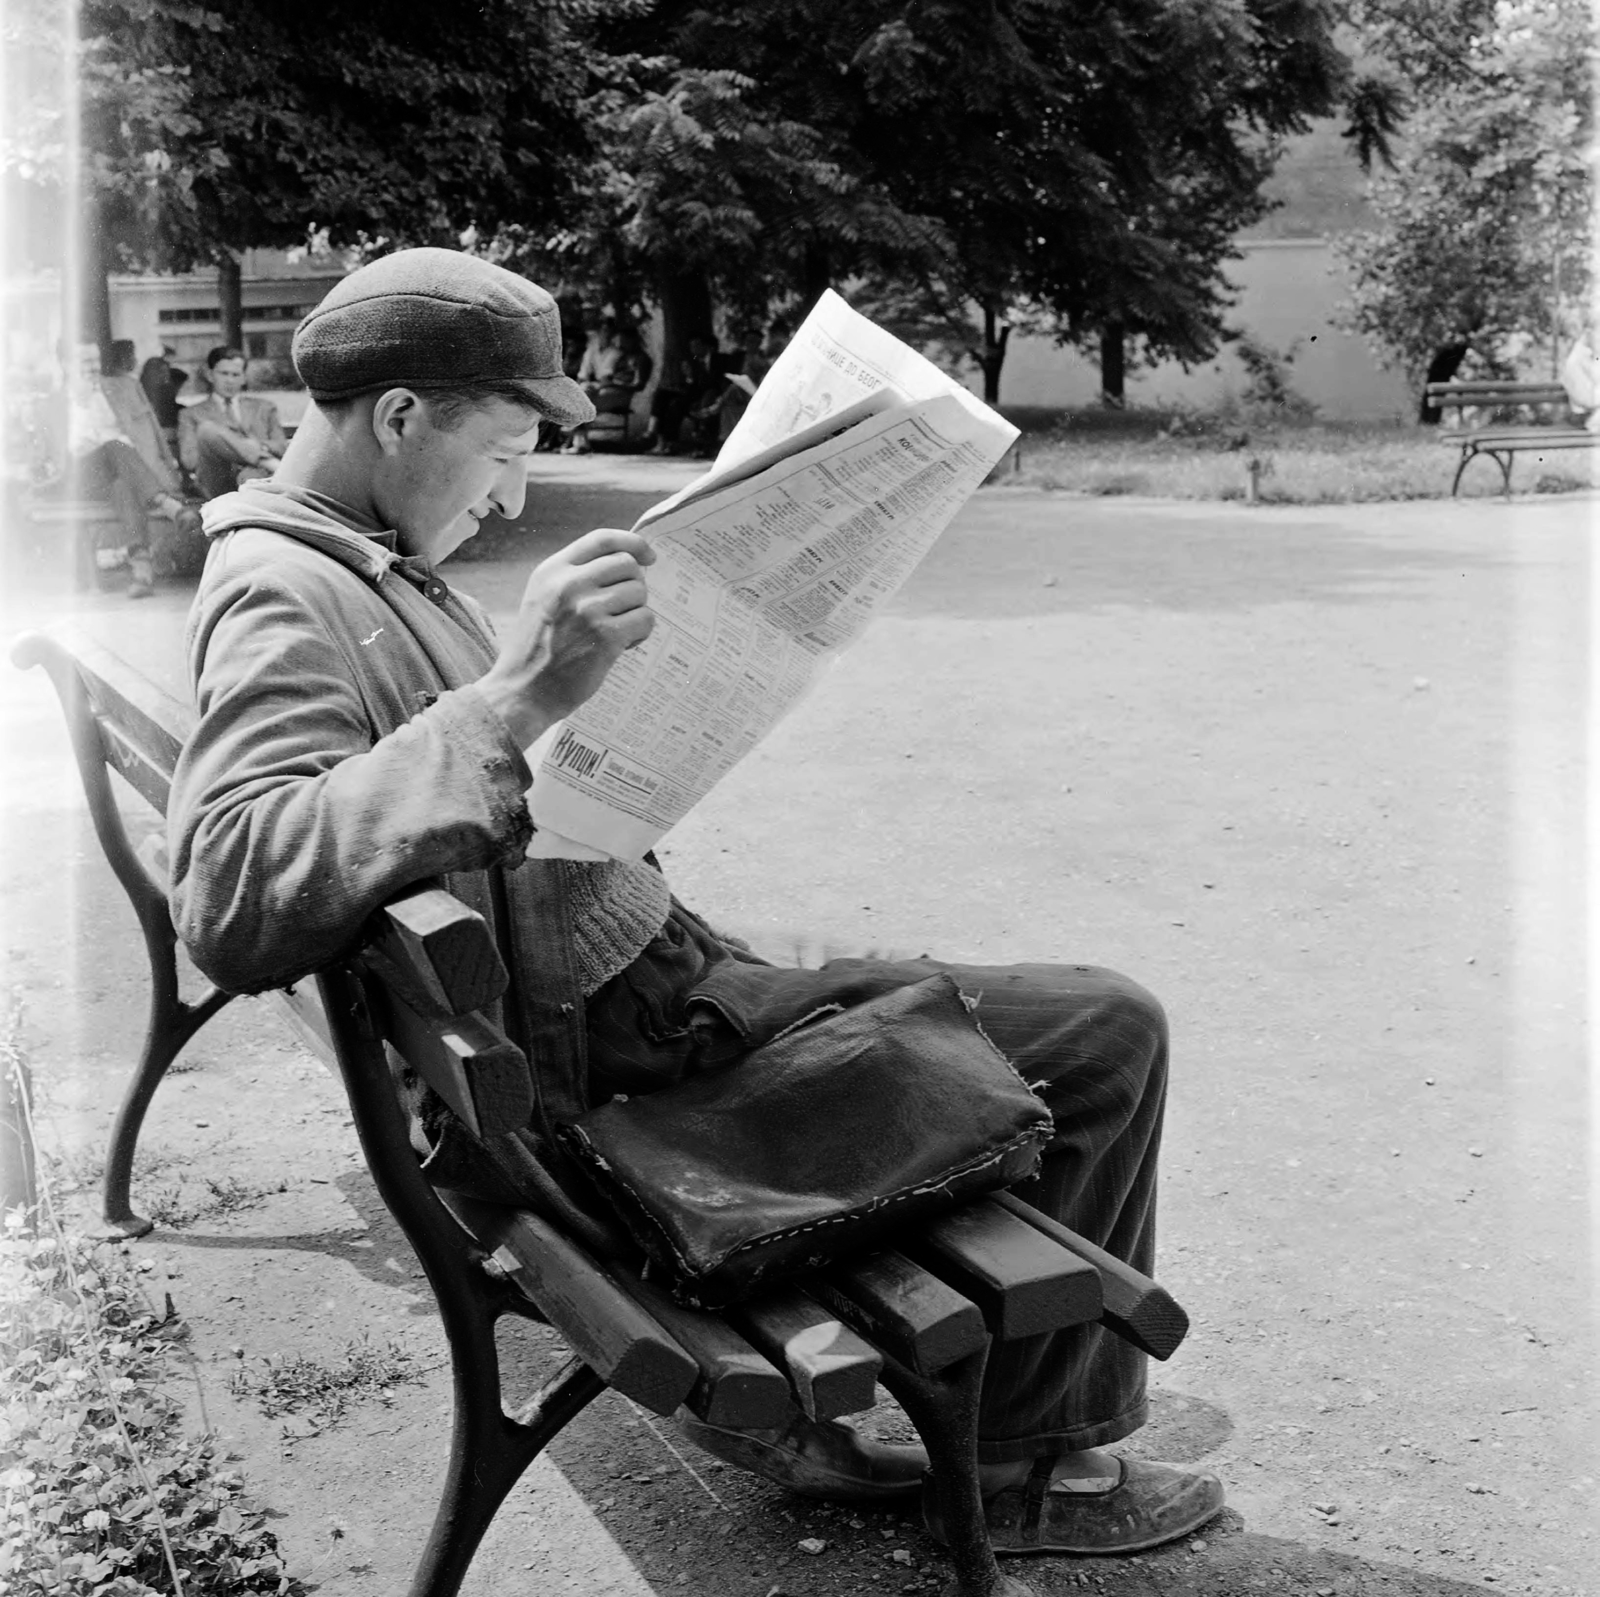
[167,483,669,999]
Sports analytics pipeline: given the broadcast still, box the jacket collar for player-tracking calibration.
[200,481,420,589]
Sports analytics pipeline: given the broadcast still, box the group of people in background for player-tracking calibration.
[29,340,288,599]
[29,306,810,601]
[545,314,789,458]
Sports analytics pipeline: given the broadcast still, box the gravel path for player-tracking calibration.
[3,474,1593,1597]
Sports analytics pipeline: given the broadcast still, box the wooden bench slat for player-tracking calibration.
[811,1248,987,1375]
[371,987,532,1140]
[1445,429,1593,447]
[450,1198,698,1416]
[731,1287,882,1421]
[608,1273,794,1429]
[904,1199,1103,1340]
[993,1193,1190,1360]
[99,722,175,816]
[55,624,192,768]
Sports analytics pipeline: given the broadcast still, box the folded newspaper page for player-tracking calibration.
[523,291,1019,862]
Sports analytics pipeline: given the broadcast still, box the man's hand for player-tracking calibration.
[476,527,655,749]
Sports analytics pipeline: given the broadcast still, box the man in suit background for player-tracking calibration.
[179,345,288,500]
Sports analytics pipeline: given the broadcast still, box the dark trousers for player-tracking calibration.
[65,440,163,553]
[585,912,1167,1464]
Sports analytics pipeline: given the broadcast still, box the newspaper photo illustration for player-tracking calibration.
[524,291,1020,862]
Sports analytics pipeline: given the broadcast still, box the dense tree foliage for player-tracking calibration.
[18,0,1546,406]
[1337,0,1593,394]
[6,0,606,347]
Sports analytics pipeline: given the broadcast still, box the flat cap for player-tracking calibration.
[292,247,594,426]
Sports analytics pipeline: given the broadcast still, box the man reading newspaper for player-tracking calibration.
[168,248,1223,1557]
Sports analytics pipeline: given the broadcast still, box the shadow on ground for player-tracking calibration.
[160,1180,1504,1597]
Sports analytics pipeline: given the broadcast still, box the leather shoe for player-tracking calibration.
[925,1455,1225,1556]
[676,1409,928,1503]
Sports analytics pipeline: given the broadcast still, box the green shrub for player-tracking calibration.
[1,1233,303,1595]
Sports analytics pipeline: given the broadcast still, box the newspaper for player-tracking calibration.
[524,291,1019,862]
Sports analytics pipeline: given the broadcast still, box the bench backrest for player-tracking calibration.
[1424,381,1569,407]
[10,625,533,1141]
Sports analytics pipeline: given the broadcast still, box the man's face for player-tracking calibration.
[211,357,247,400]
[372,392,540,564]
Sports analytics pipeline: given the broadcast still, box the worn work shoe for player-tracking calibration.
[676,1409,929,1503]
[924,1455,1225,1556]
[126,552,155,599]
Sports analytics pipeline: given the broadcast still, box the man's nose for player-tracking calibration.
[488,458,528,522]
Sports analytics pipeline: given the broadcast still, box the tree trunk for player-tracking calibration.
[799,243,831,315]
[656,268,715,386]
[81,195,114,358]
[978,300,1010,405]
[218,255,244,350]
[1418,341,1470,424]
[1099,321,1126,406]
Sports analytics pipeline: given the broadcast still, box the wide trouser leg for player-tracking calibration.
[912,961,1168,1464]
[68,441,158,553]
[585,928,1168,1465]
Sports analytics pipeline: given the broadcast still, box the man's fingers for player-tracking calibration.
[590,578,650,616]
[565,526,655,566]
[614,607,655,649]
[581,550,651,589]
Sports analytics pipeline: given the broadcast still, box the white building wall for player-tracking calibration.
[987,239,1414,421]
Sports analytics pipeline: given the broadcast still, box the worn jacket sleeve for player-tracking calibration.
[168,569,533,995]
[176,407,201,473]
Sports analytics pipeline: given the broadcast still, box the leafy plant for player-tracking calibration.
[228,1335,424,1437]
[1337,0,1592,381]
[1233,335,1318,421]
[0,1232,304,1594]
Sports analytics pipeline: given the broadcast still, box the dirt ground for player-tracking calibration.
[1,464,1595,1597]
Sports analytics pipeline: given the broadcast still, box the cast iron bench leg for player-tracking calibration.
[102,935,231,1236]
[1450,445,1474,497]
[15,637,236,1235]
[878,1348,1038,1597]
[411,1349,606,1597]
[318,966,609,1597]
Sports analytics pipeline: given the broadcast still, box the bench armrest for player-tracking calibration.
[351,884,529,1139]
[359,886,509,1018]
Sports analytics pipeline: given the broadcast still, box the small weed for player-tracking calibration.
[1534,472,1588,494]
[41,1143,185,1198]
[229,1333,425,1434]
[145,1174,275,1229]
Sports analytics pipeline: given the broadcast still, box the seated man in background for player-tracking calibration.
[179,345,288,499]
[139,343,186,451]
[36,340,198,598]
[167,247,1223,1560]
[103,339,187,489]
[1561,318,1600,432]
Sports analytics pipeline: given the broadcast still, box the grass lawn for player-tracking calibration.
[996,407,1599,504]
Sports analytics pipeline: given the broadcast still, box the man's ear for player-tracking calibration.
[371,388,423,457]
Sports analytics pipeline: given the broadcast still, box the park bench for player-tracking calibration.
[18,495,207,587]
[1424,379,1594,496]
[12,624,1193,1597]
